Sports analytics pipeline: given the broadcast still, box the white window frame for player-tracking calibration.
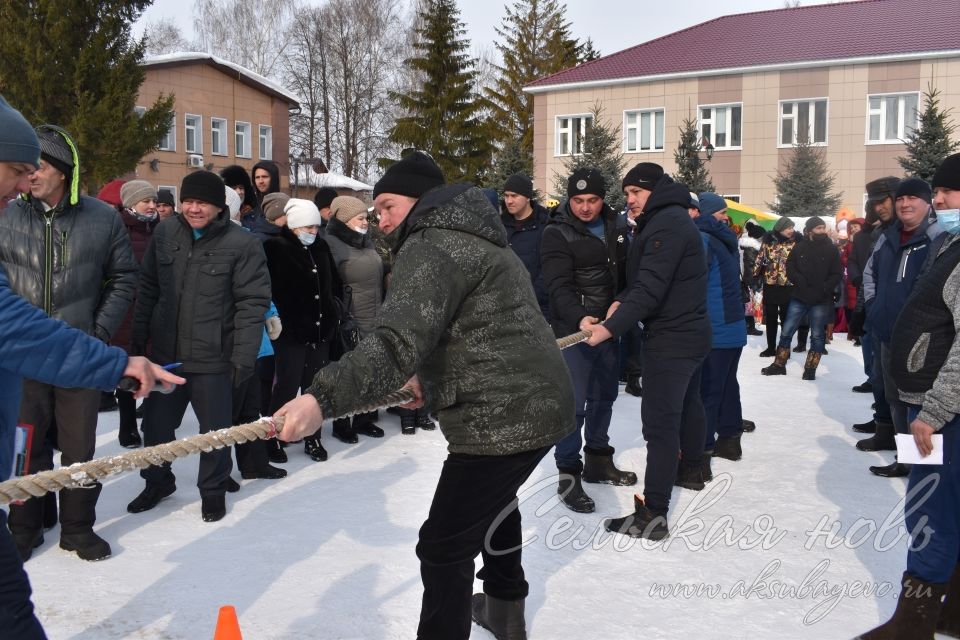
[623,108,665,153]
[134,105,146,118]
[210,118,228,156]
[865,92,920,145]
[184,113,202,154]
[778,98,829,147]
[555,114,592,157]
[258,125,273,160]
[235,121,251,159]
[698,102,743,151]
[158,112,176,152]
[158,185,177,204]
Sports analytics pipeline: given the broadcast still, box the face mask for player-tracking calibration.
[131,209,158,223]
[936,209,960,235]
[354,227,368,235]
[297,231,317,246]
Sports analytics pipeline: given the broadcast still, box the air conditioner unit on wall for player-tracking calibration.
[187,154,204,168]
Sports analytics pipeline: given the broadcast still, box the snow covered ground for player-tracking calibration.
[26,335,929,639]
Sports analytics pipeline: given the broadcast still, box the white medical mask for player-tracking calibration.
[936,209,960,235]
[297,231,317,246]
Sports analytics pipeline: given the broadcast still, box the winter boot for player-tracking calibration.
[937,564,960,638]
[12,529,44,562]
[856,420,897,452]
[802,351,822,381]
[59,530,111,561]
[674,459,705,491]
[557,470,595,513]
[201,495,226,522]
[582,446,637,486]
[624,374,642,397]
[701,452,713,483]
[127,483,176,513]
[853,380,874,393]
[471,593,527,640]
[604,495,669,541]
[714,434,742,461]
[265,437,288,463]
[332,417,358,444]
[855,572,946,639]
[416,411,436,431]
[793,326,809,353]
[400,411,417,435]
[741,419,757,433]
[353,412,384,438]
[869,461,911,478]
[759,347,777,357]
[853,419,878,434]
[304,436,328,462]
[761,347,791,375]
[746,316,763,336]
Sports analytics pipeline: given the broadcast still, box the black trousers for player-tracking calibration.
[640,353,706,513]
[269,336,328,414]
[0,511,45,639]
[232,369,272,473]
[415,446,550,640]
[140,372,233,497]
[763,301,789,351]
[9,382,100,535]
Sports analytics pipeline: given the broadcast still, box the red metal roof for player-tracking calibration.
[527,0,960,90]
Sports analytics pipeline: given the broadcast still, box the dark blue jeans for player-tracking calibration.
[861,326,875,379]
[905,406,960,583]
[871,330,893,424]
[701,347,744,451]
[777,299,830,354]
[0,511,46,639]
[554,341,619,472]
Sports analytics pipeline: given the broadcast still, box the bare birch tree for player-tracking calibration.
[192,0,297,78]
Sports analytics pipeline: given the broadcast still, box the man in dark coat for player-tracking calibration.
[273,152,574,640]
[128,171,271,522]
[761,216,842,379]
[0,124,139,562]
[540,167,634,514]
[500,173,551,319]
[583,162,710,541]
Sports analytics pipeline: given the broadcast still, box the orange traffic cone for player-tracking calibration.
[214,605,243,640]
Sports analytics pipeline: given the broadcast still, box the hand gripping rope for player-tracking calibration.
[0,329,595,505]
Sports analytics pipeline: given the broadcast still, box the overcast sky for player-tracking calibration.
[135,0,809,67]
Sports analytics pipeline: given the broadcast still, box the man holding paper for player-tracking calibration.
[857,153,960,639]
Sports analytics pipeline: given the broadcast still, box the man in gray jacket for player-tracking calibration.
[0,125,138,562]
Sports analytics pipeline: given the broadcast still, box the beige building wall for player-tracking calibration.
[135,63,292,198]
[532,55,960,213]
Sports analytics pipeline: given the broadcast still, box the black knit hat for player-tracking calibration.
[503,174,533,199]
[804,216,826,233]
[567,167,605,199]
[181,170,226,211]
[313,187,338,210]
[932,153,960,191]
[621,162,664,192]
[157,189,175,207]
[373,151,445,199]
[895,177,932,203]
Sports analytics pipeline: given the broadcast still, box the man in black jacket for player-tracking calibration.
[541,167,634,514]
[501,173,551,319]
[761,216,842,380]
[128,171,271,522]
[583,163,710,540]
[0,124,138,562]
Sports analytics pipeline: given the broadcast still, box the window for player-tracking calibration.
[185,114,202,154]
[235,122,251,158]
[133,106,146,118]
[259,125,273,160]
[158,113,175,151]
[555,115,592,156]
[211,118,228,156]
[866,92,919,143]
[779,99,828,146]
[624,109,665,152]
[699,103,742,150]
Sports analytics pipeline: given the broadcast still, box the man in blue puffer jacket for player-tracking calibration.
[692,193,748,481]
[0,93,185,640]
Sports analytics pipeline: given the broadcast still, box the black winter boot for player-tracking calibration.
[853,380,874,393]
[853,419,878,434]
[332,418,358,444]
[582,446,637,486]
[265,437,288,463]
[59,530,111,561]
[938,564,960,638]
[472,593,527,640]
[746,316,763,336]
[856,421,897,452]
[400,411,416,435]
[759,347,777,357]
[674,459,705,491]
[12,529,44,562]
[201,495,226,522]
[714,435,742,461]
[304,436,328,462]
[869,461,911,478]
[624,374,642,397]
[416,411,436,431]
[701,453,713,483]
[741,419,756,433]
[604,495,669,540]
[557,470,595,513]
[761,347,791,375]
[855,572,946,639]
[127,484,176,513]
[802,351,822,380]
[794,325,809,353]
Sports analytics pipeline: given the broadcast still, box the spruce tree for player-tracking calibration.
[485,0,580,168]
[552,103,626,211]
[388,0,493,183]
[484,137,534,192]
[673,115,715,193]
[769,135,842,218]
[898,85,960,183]
[0,0,174,192]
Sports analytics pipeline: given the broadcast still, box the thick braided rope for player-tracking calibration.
[0,331,593,505]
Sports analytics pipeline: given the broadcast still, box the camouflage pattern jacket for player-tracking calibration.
[307,183,575,456]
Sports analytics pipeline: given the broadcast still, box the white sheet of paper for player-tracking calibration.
[895,433,944,465]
